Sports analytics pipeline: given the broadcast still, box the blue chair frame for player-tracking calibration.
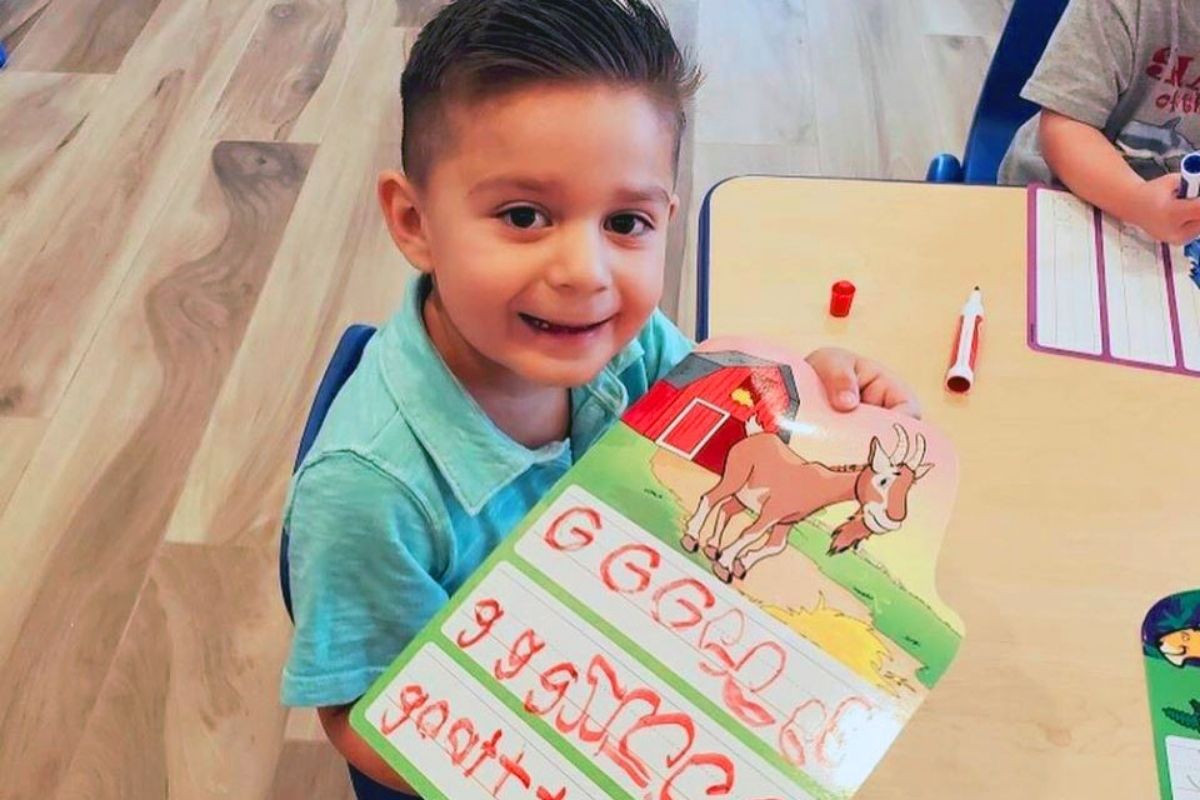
[280,323,418,800]
[926,0,1070,184]
[280,323,376,619]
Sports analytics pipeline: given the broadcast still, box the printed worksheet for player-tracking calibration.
[1028,185,1200,377]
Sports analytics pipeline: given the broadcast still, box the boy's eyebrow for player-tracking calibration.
[468,176,554,197]
[612,185,672,205]
[469,175,670,205]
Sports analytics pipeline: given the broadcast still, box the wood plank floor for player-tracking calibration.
[0,1,1008,796]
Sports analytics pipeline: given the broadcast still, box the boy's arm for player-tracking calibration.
[1014,0,1200,235]
[1041,110,1200,244]
[319,704,415,793]
[283,454,450,791]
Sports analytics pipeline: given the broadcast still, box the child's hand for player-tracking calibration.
[1130,174,1200,245]
[805,347,922,418]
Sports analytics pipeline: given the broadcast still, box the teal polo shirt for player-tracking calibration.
[281,274,693,707]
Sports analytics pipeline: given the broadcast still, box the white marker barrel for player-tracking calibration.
[1180,151,1200,199]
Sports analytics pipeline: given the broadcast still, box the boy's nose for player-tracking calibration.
[547,224,611,293]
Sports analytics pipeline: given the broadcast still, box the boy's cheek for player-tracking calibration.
[629,254,667,304]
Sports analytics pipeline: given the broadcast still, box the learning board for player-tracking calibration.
[351,337,965,799]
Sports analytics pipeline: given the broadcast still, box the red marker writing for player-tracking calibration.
[946,287,984,393]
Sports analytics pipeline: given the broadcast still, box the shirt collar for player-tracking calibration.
[378,274,637,514]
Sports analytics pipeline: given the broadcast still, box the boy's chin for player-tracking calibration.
[514,355,609,389]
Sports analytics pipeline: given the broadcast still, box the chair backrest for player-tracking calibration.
[280,324,377,620]
[962,0,1071,183]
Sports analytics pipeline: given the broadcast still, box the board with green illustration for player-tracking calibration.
[350,337,965,799]
[1143,590,1200,799]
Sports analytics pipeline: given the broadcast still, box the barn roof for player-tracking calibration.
[665,350,800,413]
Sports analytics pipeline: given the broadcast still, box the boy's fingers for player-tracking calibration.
[807,349,923,417]
[806,348,860,411]
[1182,220,1200,241]
[1157,174,1187,198]
[874,390,923,419]
[860,366,923,419]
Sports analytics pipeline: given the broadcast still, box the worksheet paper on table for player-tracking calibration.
[350,338,964,800]
[1027,184,1200,376]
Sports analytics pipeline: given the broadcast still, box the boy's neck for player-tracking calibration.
[422,287,570,450]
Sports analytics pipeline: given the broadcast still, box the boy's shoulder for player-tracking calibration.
[288,322,443,518]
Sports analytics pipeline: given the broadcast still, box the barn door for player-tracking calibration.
[656,398,729,459]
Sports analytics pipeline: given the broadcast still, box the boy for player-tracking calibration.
[999,0,1200,244]
[282,0,922,791]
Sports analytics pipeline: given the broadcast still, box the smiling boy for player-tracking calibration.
[281,0,921,792]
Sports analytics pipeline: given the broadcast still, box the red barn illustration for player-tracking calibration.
[623,351,799,475]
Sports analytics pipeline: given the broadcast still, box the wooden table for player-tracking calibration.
[700,176,1200,799]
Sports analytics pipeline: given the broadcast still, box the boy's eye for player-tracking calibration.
[500,206,550,230]
[606,213,652,236]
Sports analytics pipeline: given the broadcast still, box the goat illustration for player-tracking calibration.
[680,423,933,583]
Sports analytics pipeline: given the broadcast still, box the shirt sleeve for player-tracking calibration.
[281,451,450,708]
[1021,0,1136,128]
[638,308,696,384]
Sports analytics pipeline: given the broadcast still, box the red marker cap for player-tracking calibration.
[829,280,856,317]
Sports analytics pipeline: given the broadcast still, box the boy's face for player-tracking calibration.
[381,83,679,389]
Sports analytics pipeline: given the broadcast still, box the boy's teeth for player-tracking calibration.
[521,311,613,335]
[522,313,588,332]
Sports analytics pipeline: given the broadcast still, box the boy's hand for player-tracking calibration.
[805,347,922,419]
[1129,174,1200,245]
[1041,111,1200,245]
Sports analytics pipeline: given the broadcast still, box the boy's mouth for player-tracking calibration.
[519,312,612,336]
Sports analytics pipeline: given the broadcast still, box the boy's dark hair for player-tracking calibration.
[401,0,701,184]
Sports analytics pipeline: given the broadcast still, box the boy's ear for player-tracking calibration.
[378,170,433,273]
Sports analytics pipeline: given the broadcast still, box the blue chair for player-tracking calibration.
[926,0,1070,184]
[280,323,417,800]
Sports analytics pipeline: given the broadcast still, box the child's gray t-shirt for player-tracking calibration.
[999,0,1200,185]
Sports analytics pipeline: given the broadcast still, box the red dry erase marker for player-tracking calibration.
[946,287,984,393]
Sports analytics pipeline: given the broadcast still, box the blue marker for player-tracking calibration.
[0,43,7,70]
[1180,151,1200,198]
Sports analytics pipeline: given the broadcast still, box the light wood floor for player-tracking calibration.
[0,1,1009,796]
